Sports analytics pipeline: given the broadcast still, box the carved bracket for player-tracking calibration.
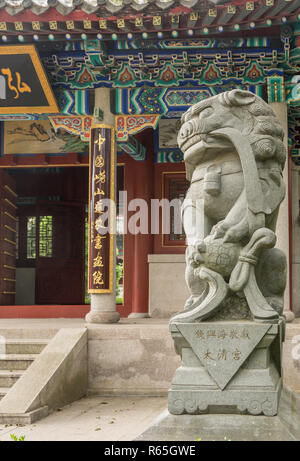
[115,114,160,141]
[48,115,92,141]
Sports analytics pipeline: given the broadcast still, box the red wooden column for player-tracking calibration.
[127,129,154,318]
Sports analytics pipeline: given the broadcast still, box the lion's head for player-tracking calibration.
[177,90,286,174]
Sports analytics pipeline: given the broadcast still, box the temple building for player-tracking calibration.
[0,1,299,431]
[0,0,298,325]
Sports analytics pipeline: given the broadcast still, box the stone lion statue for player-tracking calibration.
[171,89,287,324]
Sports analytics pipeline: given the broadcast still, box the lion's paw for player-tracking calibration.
[223,217,249,243]
[211,221,228,239]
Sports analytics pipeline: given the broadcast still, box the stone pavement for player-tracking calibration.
[0,396,167,441]
[0,394,297,441]
[137,410,297,441]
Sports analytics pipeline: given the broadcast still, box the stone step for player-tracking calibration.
[0,387,8,401]
[0,354,38,370]
[0,328,59,340]
[0,370,24,387]
[4,339,48,355]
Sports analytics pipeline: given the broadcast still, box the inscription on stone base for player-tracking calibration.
[169,321,282,416]
[177,322,271,390]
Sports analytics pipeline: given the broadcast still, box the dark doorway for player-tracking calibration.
[11,167,88,305]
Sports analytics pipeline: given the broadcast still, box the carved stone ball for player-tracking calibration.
[200,236,242,278]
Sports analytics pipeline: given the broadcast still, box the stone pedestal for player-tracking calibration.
[168,320,283,416]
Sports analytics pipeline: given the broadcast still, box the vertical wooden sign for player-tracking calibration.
[88,125,115,293]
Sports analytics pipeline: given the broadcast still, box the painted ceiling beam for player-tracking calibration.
[216,4,237,25]
[232,3,256,24]
[118,135,146,161]
[132,15,147,32]
[249,3,274,21]
[282,0,300,15]
[202,7,219,27]
[186,11,198,28]
[266,0,294,18]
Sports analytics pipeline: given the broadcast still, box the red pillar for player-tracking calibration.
[129,129,154,317]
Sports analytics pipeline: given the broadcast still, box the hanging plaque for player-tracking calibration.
[0,45,58,114]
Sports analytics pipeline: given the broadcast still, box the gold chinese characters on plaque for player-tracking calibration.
[88,125,115,293]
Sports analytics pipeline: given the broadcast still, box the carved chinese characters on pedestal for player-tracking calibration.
[88,126,114,293]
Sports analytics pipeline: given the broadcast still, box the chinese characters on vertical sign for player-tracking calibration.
[88,125,115,293]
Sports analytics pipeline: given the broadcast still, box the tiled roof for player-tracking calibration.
[0,0,298,37]
[1,0,228,15]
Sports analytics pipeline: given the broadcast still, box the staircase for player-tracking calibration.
[0,339,48,402]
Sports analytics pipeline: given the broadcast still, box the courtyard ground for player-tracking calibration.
[0,396,167,441]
